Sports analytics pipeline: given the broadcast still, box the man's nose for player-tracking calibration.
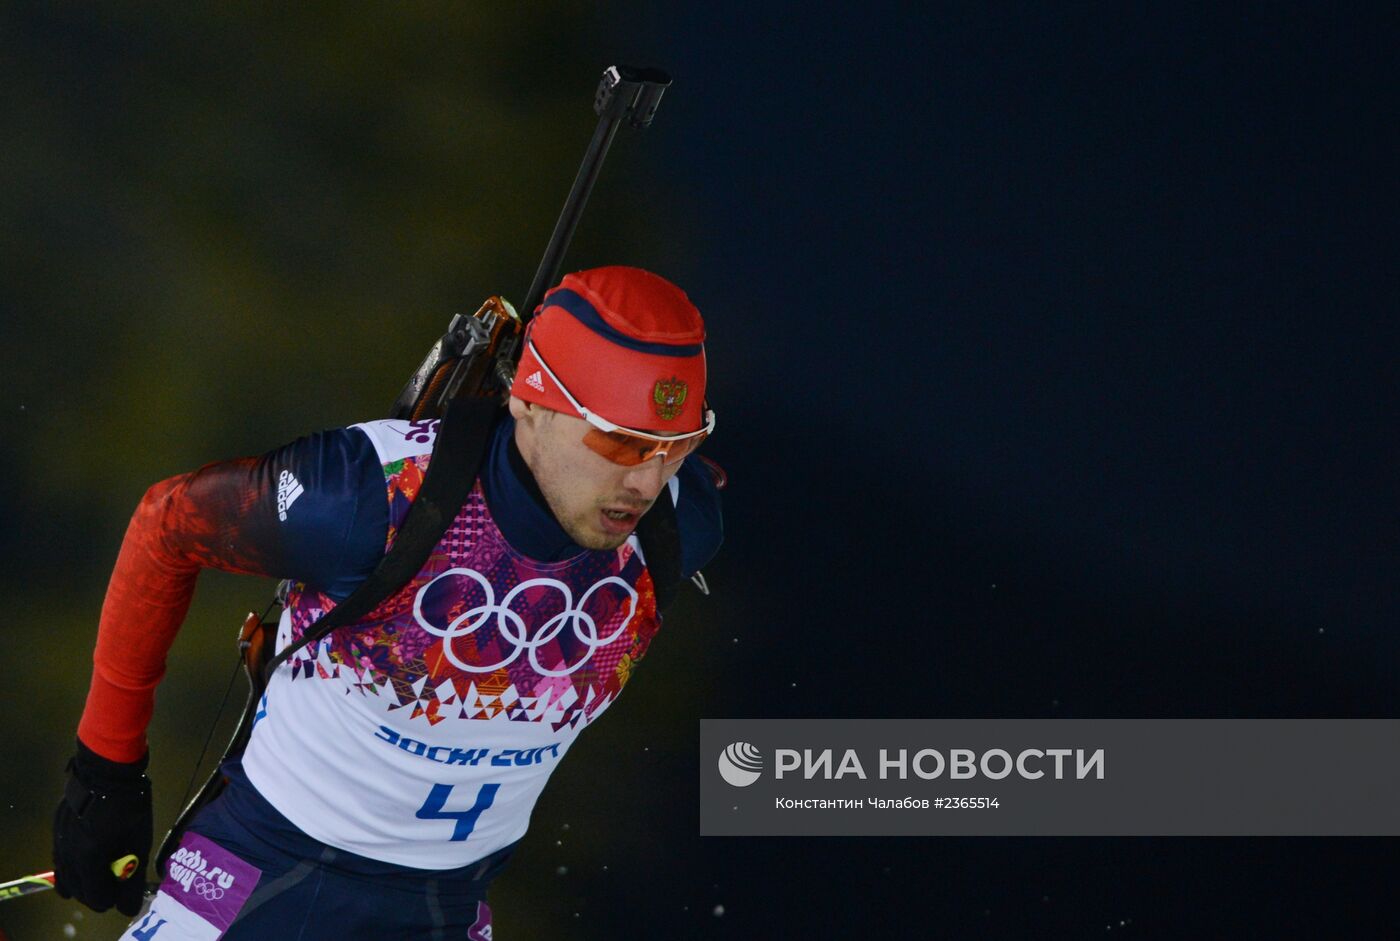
[621,456,668,501]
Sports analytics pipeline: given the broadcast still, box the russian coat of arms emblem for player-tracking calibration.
[652,377,687,421]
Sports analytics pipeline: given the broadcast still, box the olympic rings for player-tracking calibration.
[192,877,225,901]
[413,569,637,676]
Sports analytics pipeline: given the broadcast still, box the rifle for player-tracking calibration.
[390,64,673,422]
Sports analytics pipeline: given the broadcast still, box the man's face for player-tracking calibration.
[509,397,683,551]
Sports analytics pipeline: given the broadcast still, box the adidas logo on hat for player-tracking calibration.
[524,370,545,392]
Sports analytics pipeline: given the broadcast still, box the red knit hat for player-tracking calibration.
[511,266,708,433]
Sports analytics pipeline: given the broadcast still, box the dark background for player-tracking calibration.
[3,2,1396,937]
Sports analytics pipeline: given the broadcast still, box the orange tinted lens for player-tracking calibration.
[582,429,707,466]
[582,429,652,465]
[659,432,706,465]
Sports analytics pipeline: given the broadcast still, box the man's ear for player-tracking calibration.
[508,395,531,423]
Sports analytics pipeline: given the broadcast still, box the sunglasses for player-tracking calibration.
[527,339,715,466]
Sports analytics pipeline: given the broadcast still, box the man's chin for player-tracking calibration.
[565,522,632,552]
[573,532,630,551]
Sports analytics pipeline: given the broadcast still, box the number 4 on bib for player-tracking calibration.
[416,782,500,841]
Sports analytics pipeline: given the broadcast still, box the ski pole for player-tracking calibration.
[0,854,139,903]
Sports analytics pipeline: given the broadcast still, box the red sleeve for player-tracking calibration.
[77,426,388,763]
[77,460,275,763]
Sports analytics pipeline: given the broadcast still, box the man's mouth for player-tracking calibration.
[598,504,647,534]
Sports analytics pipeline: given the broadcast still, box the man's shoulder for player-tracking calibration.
[347,418,441,466]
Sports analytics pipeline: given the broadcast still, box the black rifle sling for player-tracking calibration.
[260,396,503,686]
[155,401,501,873]
[635,483,682,613]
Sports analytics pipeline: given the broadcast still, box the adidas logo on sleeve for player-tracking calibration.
[277,470,305,521]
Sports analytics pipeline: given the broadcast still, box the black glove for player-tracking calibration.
[52,739,152,917]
